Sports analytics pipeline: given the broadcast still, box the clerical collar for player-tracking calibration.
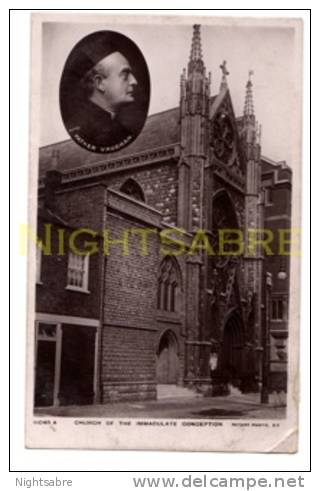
[106,109,116,119]
[88,97,116,119]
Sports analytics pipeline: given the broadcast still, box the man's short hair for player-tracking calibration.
[80,62,105,98]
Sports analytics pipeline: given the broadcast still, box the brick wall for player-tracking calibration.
[36,220,102,319]
[54,184,107,231]
[37,183,107,319]
[101,326,157,401]
[103,213,159,328]
[101,198,161,401]
[106,161,178,226]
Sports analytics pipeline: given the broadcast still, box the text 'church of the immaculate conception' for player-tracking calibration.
[34,25,291,408]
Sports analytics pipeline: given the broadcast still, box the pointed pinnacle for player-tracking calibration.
[190,24,202,61]
[188,24,205,75]
[244,70,255,117]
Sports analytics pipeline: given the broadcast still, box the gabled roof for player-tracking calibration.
[209,88,227,120]
[39,106,181,176]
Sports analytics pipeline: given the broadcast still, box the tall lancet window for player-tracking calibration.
[157,257,181,313]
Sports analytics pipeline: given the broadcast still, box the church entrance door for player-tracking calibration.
[156,330,179,384]
[220,309,244,388]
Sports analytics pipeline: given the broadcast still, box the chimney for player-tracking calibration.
[44,150,62,209]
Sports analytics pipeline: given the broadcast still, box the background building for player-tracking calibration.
[261,157,292,391]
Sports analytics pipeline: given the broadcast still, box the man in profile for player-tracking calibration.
[66,49,138,150]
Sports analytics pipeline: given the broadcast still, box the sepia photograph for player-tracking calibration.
[25,13,302,452]
[60,29,150,153]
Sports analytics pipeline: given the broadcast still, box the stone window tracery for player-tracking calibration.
[157,257,180,313]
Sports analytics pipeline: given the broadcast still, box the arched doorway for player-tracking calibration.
[156,330,179,384]
[220,309,244,388]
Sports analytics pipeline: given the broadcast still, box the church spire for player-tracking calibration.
[180,23,210,120]
[179,24,211,230]
[219,60,229,91]
[243,70,255,119]
[188,24,205,74]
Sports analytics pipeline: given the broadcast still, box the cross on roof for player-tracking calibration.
[220,60,229,77]
[219,60,229,91]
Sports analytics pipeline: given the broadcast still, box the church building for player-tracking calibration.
[35,25,291,407]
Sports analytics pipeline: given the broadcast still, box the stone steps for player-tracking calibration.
[157,384,200,399]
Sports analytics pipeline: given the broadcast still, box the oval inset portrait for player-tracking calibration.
[60,30,150,153]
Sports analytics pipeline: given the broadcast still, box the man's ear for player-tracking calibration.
[93,74,105,93]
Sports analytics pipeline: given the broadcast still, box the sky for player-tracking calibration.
[40,18,300,164]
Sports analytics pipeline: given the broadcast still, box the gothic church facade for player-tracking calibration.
[35,25,290,406]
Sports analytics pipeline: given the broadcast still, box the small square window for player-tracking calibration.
[66,253,89,292]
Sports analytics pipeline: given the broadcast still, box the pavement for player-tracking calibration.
[35,391,286,420]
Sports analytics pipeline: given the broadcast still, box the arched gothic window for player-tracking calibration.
[120,178,145,202]
[157,257,181,313]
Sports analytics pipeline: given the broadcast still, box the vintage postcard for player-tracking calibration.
[25,13,302,452]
